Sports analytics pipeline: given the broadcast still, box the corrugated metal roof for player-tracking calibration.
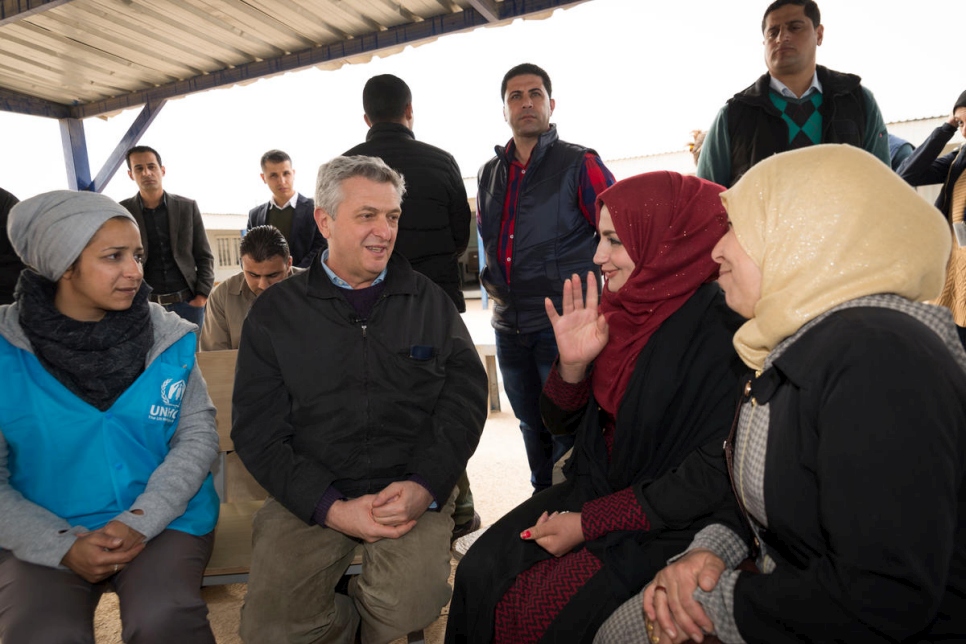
[0,0,589,119]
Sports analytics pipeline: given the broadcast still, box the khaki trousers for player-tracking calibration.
[240,489,456,644]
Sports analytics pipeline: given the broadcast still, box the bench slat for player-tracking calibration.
[204,500,263,580]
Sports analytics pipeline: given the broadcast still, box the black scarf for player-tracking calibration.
[17,270,154,411]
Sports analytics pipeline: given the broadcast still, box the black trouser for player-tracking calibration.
[0,530,214,644]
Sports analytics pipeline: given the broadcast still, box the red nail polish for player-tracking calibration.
[520,530,531,539]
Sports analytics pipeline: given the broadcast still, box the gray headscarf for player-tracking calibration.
[8,190,138,281]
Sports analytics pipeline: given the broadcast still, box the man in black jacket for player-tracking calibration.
[344,74,471,312]
[232,155,487,643]
[696,0,890,187]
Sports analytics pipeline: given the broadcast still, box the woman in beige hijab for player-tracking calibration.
[596,145,966,644]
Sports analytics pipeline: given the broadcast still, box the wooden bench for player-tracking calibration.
[202,498,263,586]
[197,350,266,587]
[476,343,500,412]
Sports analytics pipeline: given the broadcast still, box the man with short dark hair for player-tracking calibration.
[343,74,471,312]
[697,0,890,187]
[232,155,487,642]
[199,225,300,351]
[121,145,214,328]
[248,149,326,268]
[478,62,615,492]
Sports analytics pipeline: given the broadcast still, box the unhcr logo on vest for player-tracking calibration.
[149,378,186,423]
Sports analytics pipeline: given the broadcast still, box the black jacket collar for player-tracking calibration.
[304,251,418,300]
[365,121,415,142]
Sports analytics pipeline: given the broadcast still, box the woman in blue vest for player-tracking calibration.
[0,191,220,643]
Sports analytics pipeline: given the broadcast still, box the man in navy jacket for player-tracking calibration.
[248,149,326,268]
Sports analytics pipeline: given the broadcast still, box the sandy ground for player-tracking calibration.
[93,296,535,643]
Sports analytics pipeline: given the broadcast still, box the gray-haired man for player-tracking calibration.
[232,155,487,642]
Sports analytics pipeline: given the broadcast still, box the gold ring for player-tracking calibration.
[644,615,660,644]
[654,584,667,594]
[113,564,119,573]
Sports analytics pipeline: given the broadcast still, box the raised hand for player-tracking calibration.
[544,272,609,383]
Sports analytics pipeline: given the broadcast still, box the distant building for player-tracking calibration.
[201,213,247,285]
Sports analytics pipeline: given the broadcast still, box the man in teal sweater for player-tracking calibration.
[696,0,889,187]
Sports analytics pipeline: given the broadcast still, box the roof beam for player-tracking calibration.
[0,0,74,26]
[89,99,168,193]
[67,0,586,119]
[465,0,499,22]
[0,85,69,118]
[59,116,92,191]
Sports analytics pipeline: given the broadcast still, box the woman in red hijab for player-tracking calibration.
[446,172,747,643]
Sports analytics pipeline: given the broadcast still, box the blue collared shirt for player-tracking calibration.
[319,249,387,289]
[769,72,822,99]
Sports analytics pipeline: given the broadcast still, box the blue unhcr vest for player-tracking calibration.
[0,332,218,535]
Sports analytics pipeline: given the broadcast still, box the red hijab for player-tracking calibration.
[592,172,728,417]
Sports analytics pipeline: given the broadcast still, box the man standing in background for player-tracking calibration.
[477,63,615,492]
[344,74,471,312]
[121,145,214,328]
[248,149,327,268]
[696,0,889,187]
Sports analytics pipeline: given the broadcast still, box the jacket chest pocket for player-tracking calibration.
[376,346,446,413]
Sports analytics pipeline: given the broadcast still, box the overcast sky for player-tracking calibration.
[0,0,960,213]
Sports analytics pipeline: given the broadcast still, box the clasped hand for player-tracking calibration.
[544,273,609,383]
[61,519,146,583]
[326,481,432,543]
[642,549,726,643]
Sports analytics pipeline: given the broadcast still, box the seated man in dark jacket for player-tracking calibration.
[231,155,488,643]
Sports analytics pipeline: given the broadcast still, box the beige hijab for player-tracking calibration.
[721,144,951,370]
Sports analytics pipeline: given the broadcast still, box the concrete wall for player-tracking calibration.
[202,213,247,285]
